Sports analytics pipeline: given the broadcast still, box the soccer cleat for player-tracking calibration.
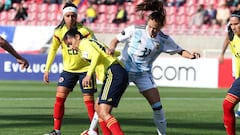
[43,130,61,135]
[235,111,240,118]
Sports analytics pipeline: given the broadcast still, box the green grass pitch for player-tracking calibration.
[0,80,239,135]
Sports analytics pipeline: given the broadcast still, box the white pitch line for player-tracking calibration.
[0,97,223,101]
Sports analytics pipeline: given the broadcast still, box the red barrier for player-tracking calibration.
[218,59,234,89]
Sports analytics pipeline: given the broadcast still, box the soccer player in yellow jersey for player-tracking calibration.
[63,28,129,135]
[43,2,98,135]
[223,10,240,135]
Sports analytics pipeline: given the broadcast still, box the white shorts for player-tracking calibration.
[128,71,157,92]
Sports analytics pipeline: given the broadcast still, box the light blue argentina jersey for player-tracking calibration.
[116,25,183,72]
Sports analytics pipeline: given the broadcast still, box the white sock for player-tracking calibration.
[54,130,60,133]
[238,103,240,111]
[89,112,99,131]
[153,109,167,135]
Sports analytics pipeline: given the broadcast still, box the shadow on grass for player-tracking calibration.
[0,114,234,135]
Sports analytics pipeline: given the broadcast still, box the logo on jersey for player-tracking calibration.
[107,98,113,102]
[121,30,125,35]
[58,77,64,83]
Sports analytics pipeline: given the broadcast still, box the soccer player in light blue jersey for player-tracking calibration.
[107,1,200,135]
[82,1,200,135]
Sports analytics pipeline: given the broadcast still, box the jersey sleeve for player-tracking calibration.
[163,36,183,55]
[80,40,100,77]
[116,25,135,42]
[44,30,61,72]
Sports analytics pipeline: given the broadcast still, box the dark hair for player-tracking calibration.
[63,28,83,41]
[135,0,166,27]
[231,10,240,18]
[55,2,78,29]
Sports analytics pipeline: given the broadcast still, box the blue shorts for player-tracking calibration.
[58,71,97,93]
[128,71,156,92]
[98,64,129,107]
[228,77,240,98]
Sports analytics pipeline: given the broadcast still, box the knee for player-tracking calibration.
[97,110,110,121]
[151,102,162,110]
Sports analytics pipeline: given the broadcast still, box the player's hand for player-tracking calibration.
[106,48,115,56]
[43,72,50,84]
[82,75,91,87]
[219,55,224,64]
[17,58,29,69]
[191,52,200,59]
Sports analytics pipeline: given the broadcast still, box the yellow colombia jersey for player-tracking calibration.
[79,38,121,82]
[229,35,240,78]
[45,23,95,73]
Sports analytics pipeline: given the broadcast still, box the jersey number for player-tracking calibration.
[139,48,151,57]
[68,49,78,55]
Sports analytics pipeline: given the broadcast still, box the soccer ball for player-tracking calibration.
[80,130,98,135]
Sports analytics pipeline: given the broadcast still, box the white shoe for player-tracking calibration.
[235,111,240,118]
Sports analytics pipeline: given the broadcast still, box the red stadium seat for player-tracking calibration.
[176,6,186,16]
[38,12,48,21]
[7,9,15,20]
[38,3,48,13]
[98,4,107,14]
[197,0,205,5]
[166,15,176,25]
[48,12,58,21]
[125,3,135,15]
[27,12,37,21]
[0,20,7,25]
[95,14,107,23]
[28,3,38,13]
[78,3,87,14]
[165,6,176,16]
[185,0,197,6]
[128,14,136,25]
[48,3,59,13]
[0,11,8,20]
[185,5,196,16]
[107,13,115,23]
[108,5,118,14]
[175,15,187,26]
[7,20,17,26]
[17,20,28,25]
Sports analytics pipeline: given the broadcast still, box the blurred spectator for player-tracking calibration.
[0,0,12,12]
[112,4,128,24]
[81,2,98,24]
[189,4,205,28]
[13,2,28,21]
[216,1,231,26]
[44,0,62,4]
[226,0,239,7]
[167,0,186,8]
[204,4,217,25]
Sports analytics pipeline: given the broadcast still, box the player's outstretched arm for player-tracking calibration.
[0,36,29,69]
[179,50,200,59]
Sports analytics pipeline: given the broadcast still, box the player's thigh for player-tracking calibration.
[58,71,79,91]
[78,72,97,93]
[228,77,240,98]
[98,64,128,107]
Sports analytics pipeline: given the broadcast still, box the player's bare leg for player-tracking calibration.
[141,88,166,135]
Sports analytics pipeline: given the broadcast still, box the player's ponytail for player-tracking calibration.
[136,0,166,27]
[136,0,164,12]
